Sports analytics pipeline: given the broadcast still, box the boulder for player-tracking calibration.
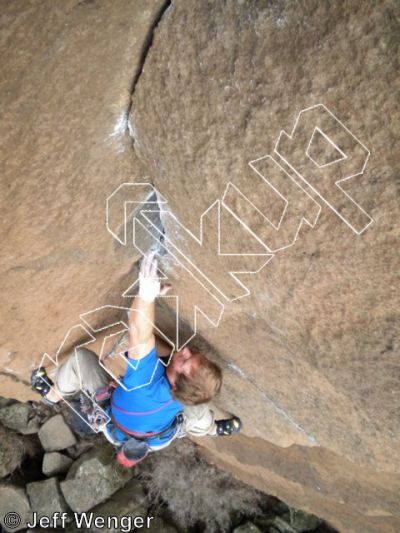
[78,478,148,533]
[60,444,132,513]
[38,415,77,451]
[255,509,322,533]
[65,439,96,459]
[267,516,297,533]
[42,452,73,476]
[0,425,25,478]
[233,523,263,533]
[0,403,40,435]
[0,483,32,532]
[27,530,59,533]
[147,517,179,533]
[289,508,323,532]
[26,478,69,524]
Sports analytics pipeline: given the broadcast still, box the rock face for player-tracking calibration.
[127,1,400,531]
[1,1,400,532]
[0,0,167,399]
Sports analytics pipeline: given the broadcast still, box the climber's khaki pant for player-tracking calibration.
[55,347,216,449]
[56,347,109,398]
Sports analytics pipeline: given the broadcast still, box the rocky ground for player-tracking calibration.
[0,396,336,533]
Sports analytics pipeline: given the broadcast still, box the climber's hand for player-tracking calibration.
[127,251,171,361]
[138,250,170,302]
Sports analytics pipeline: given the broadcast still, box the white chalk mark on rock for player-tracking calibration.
[109,112,128,139]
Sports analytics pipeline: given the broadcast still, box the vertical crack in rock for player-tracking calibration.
[227,362,318,445]
[126,0,172,142]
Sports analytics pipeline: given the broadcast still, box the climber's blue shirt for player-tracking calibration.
[110,346,183,446]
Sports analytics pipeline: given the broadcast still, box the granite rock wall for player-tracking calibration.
[1,1,399,531]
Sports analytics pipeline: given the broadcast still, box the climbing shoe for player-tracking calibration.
[215,416,242,436]
[31,367,54,397]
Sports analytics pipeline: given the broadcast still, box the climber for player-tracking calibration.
[31,251,241,467]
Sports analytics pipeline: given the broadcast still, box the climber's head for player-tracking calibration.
[166,346,222,405]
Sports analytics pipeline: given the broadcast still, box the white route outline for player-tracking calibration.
[222,155,322,254]
[106,183,167,245]
[305,126,348,168]
[274,103,373,235]
[40,103,373,438]
[137,203,273,302]
[80,305,176,391]
[131,214,226,344]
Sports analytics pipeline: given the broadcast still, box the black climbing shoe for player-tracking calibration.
[31,367,54,397]
[215,416,242,436]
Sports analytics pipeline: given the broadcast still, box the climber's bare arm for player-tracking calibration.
[127,251,171,360]
[128,294,156,360]
[42,253,169,399]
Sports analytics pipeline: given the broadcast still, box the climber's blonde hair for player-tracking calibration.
[172,351,222,405]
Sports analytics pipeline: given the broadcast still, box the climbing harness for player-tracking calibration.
[81,381,184,444]
[109,411,184,442]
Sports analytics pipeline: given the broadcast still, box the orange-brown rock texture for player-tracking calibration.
[1,1,399,532]
[0,0,166,397]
